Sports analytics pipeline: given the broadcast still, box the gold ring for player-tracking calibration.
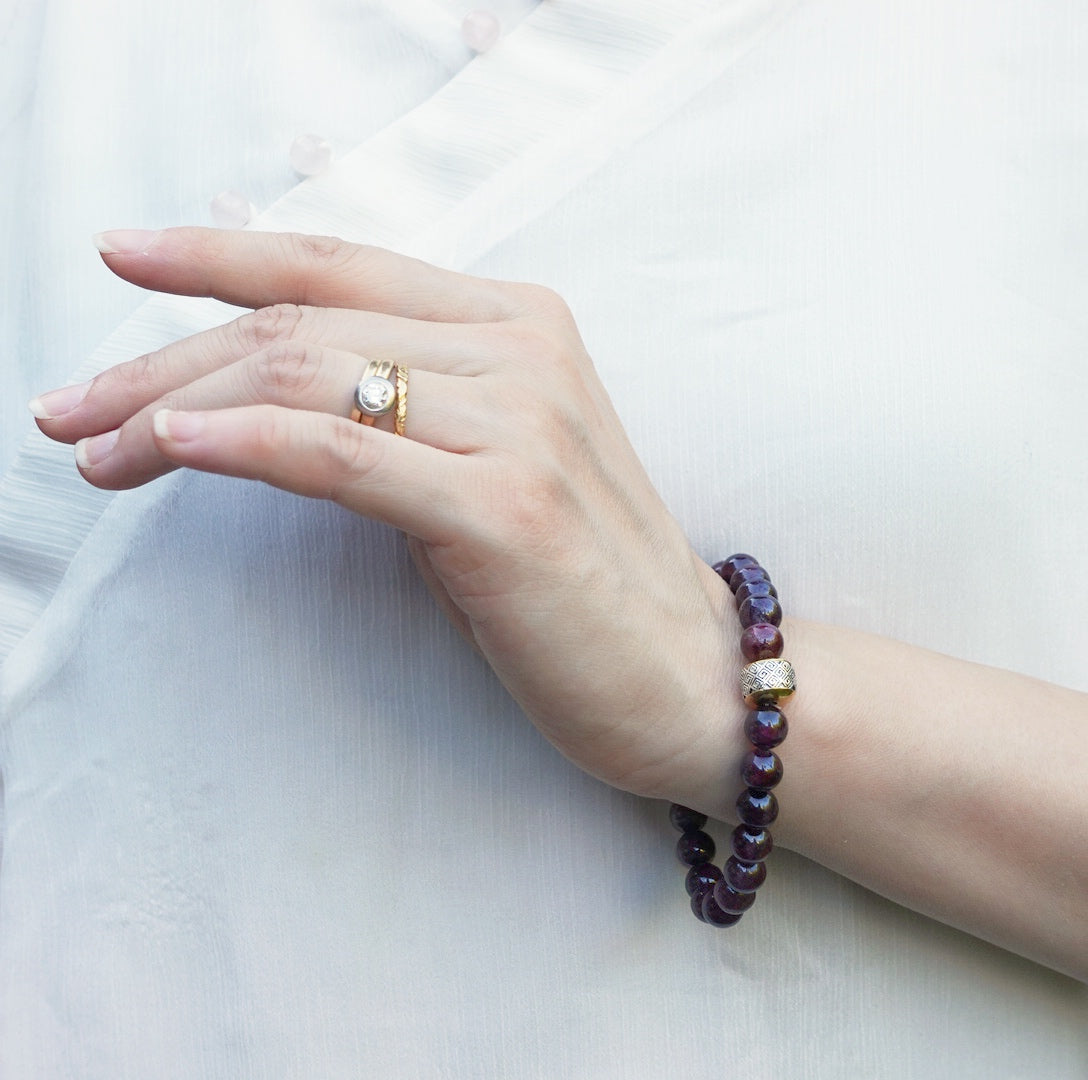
[394,365,408,437]
[351,359,396,426]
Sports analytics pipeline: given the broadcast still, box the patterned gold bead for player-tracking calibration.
[740,659,796,706]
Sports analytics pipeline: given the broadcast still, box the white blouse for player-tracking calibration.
[1,1,1085,1076]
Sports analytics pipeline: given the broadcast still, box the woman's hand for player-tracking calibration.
[29,227,1088,974]
[31,227,743,808]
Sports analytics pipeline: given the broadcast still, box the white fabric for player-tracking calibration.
[1,1,1086,1077]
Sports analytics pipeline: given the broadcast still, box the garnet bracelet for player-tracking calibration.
[669,553,796,926]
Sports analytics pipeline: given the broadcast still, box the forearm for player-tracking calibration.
[751,619,1088,979]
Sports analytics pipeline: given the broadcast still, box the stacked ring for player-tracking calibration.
[351,359,397,426]
[350,359,410,435]
[394,364,408,437]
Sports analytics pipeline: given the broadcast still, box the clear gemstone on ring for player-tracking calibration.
[356,376,396,414]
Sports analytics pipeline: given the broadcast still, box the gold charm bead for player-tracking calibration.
[740,658,796,706]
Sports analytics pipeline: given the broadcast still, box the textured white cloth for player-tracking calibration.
[1,1,1086,1077]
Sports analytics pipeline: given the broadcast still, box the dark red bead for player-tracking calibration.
[685,862,724,898]
[690,892,711,922]
[725,856,767,893]
[732,825,773,862]
[744,707,788,750]
[740,623,784,661]
[741,750,783,790]
[736,788,779,826]
[676,830,716,866]
[728,566,770,594]
[669,804,708,833]
[714,554,759,584]
[735,578,778,603]
[739,594,782,628]
[701,892,744,927]
[713,881,757,913]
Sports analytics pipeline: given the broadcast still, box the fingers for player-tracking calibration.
[69,343,484,490]
[150,405,471,543]
[95,227,522,323]
[33,305,490,447]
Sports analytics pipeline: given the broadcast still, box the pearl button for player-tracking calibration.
[289,133,333,176]
[461,10,501,53]
[209,189,252,229]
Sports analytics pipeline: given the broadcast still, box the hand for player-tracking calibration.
[32,227,742,806]
[31,229,1088,974]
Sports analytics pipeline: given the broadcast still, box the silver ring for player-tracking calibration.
[351,359,396,426]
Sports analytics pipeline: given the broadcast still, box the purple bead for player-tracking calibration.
[739,595,782,628]
[725,856,767,893]
[744,707,789,750]
[736,788,779,826]
[732,825,774,862]
[714,554,759,584]
[735,578,778,603]
[713,881,757,913]
[701,892,744,927]
[690,892,711,922]
[740,623,784,661]
[728,566,770,594]
[669,804,707,833]
[685,862,724,898]
[742,750,783,790]
[676,830,716,866]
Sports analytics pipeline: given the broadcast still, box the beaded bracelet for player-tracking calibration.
[669,553,796,927]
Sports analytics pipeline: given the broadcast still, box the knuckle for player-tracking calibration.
[506,282,574,322]
[488,458,570,552]
[491,321,606,429]
[118,349,164,394]
[251,340,324,397]
[287,232,361,274]
[239,303,307,350]
[251,409,287,460]
[531,399,588,461]
[492,320,563,366]
[324,423,381,501]
[491,379,596,482]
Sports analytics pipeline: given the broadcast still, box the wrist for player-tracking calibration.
[667,553,802,926]
[637,556,749,813]
[758,616,845,854]
[657,579,832,847]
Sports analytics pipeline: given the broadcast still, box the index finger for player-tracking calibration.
[94,227,521,324]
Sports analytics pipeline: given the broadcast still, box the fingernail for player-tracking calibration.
[28,380,92,420]
[74,429,120,469]
[153,408,205,442]
[93,229,162,255]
